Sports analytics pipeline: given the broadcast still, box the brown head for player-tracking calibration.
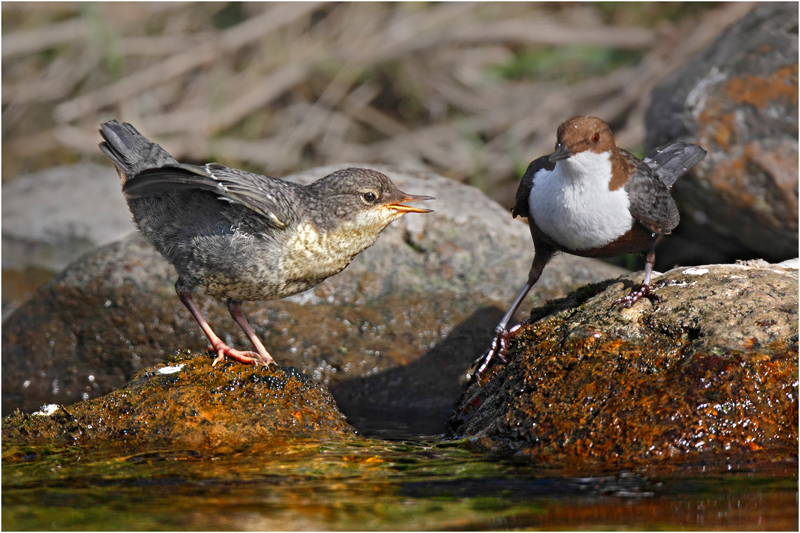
[549,116,616,162]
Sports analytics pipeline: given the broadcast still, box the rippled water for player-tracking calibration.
[3,436,796,530]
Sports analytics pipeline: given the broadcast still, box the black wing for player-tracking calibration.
[622,151,680,234]
[512,155,551,219]
[642,141,706,187]
[123,163,298,229]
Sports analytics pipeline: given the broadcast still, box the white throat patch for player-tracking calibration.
[529,150,633,251]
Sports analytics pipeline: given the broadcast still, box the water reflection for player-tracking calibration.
[2,438,796,530]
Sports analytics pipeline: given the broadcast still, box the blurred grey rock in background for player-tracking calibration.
[646,2,798,267]
[2,163,133,272]
[2,163,135,318]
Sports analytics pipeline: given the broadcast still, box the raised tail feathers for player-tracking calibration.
[643,142,706,187]
[99,120,177,182]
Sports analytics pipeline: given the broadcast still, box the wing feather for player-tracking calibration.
[122,163,297,229]
[642,141,706,187]
[621,151,680,234]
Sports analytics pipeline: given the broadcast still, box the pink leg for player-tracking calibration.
[227,299,275,365]
[176,287,260,366]
[613,248,662,309]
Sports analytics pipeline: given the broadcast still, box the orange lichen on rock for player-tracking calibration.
[698,109,739,152]
[723,64,798,110]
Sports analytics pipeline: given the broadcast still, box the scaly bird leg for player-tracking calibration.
[227,299,275,365]
[613,246,662,308]
[176,286,260,366]
[469,250,553,382]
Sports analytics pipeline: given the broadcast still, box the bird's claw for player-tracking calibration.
[208,343,265,366]
[613,283,661,309]
[468,324,520,383]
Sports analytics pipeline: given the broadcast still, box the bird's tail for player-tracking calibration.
[99,120,177,184]
[642,142,706,187]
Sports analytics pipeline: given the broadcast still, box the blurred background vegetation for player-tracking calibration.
[2,2,753,208]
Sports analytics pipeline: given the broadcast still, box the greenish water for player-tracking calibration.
[3,437,796,531]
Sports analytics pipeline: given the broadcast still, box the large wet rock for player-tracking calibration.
[2,164,627,437]
[646,2,798,267]
[2,352,354,448]
[448,260,799,466]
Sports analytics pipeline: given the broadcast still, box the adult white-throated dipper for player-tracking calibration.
[99,120,433,366]
[471,116,705,381]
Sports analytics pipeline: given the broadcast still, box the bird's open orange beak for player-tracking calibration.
[386,193,435,213]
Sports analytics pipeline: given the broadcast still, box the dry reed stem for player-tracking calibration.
[53,2,322,122]
[2,17,87,58]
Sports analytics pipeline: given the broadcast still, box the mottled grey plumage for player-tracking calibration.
[99,120,433,366]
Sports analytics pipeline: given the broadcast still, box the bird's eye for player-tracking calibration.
[362,191,377,203]
[591,133,600,144]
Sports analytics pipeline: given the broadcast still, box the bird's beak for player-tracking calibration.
[386,193,435,213]
[549,142,572,162]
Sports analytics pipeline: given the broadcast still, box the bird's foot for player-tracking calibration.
[467,324,523,384]
[613,283,661,309]
[209,343,272,366]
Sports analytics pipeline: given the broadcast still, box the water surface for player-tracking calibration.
[3,436,796,530]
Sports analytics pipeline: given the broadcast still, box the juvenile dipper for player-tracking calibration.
[471,116,705,381]
[99,120,433,366]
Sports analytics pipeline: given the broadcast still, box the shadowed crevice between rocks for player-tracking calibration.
[329,306,504,439]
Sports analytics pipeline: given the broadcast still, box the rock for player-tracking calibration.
[2,352,354,448]
[1,163,135,319]
[646,2,798,267]
[1,164,627,438]
[1,163,134,272]
[448,260,799,466]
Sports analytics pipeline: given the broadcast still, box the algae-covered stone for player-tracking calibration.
[2,352,354,448]
[448,260,799,466]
